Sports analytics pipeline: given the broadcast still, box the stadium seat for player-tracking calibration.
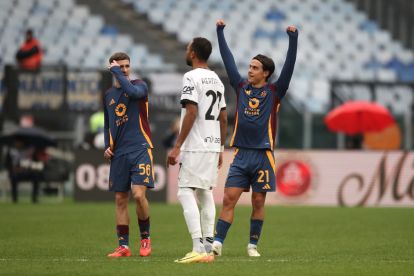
[0,0,175,74]
[122,0,414,111]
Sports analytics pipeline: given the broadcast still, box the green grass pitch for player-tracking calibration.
[0,201,413,275]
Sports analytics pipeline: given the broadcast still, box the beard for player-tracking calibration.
[186,57,192,66]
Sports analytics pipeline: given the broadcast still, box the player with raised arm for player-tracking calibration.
[168,37,227,263]
[212,19,298,257]
[104,52,154,258]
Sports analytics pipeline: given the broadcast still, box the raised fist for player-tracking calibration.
[216,19,226,27]
[287,25,297,33]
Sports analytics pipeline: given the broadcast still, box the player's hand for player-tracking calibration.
[218,152,223,169]
[216,19,226,28]
[108,60,120,70]
[167,146,180,167]
[286,25,298,36]
[104,147,114,161]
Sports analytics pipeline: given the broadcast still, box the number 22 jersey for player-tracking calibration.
[180,68,226,152]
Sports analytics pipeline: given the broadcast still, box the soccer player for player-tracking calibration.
[212,19,298,257]
[167,37,227,263]
[104,52,154,258]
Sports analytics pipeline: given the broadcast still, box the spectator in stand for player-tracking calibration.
[15,29,43,71]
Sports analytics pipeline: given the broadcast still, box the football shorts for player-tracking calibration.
[109,148,155,192]
[178,151,220,190]
[225,148,276,192]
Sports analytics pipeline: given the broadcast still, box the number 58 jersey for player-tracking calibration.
[180,68,226,152]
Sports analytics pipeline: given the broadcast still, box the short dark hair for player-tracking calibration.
[109,52,130,63]
[191,37,212,62]
[253,54,275,81]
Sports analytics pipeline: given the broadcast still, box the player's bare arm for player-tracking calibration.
[167,103,198,166]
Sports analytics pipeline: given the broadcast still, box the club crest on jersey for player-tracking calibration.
[260,91,267,97]
[115,103,129,126]
[115,103,127,116]
[248,98,260,109]
[245,98,260,116]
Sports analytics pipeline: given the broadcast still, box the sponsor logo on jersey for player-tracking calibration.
[182,86,195,95]
[115,103,129,126]
[245,98,261,116]
[204,136,220,144]
[245,89,251,96]
[109,98,115,106]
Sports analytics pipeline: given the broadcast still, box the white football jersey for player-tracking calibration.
[180,68,226,152]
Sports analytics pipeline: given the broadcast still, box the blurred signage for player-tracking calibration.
[67,72,102,111]
[74,149,167,202]
[18,70,64,110]
[168,150,414,207]
[331,81,414,115]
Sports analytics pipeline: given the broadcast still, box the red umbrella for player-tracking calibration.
[324,101,395,135]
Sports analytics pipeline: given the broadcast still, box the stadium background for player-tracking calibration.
[1,0,413,206]
[0,0,413,274]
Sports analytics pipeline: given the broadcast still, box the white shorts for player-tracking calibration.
[178,151,220,190]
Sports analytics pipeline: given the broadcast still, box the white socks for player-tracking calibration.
[177,188,201,240]
[177,187,216,253]
[196,188,215,238]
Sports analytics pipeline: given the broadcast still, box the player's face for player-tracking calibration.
[248,59,268,86]
[117,59,130,77]
[185,42,193,66]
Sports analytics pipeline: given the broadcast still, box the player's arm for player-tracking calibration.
[103,97,113,160]
[109,63,148,99]
[216,19,242,88]
[274,26,298,98]
[167,102,198,166]
[218,108,227,168]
